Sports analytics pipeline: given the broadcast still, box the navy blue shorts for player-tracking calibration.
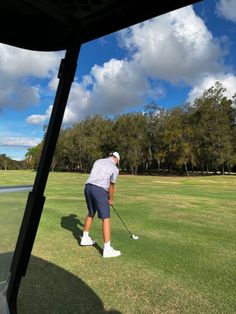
[84,184,110,219]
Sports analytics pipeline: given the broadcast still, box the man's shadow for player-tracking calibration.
[60,213,103,255]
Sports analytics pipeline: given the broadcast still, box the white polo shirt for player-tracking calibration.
[85,157,119,191]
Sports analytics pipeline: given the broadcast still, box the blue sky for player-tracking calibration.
[0,0,236,161]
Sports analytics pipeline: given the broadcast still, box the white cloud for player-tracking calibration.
[88,59,149,113]
[0,44,60,77]
[216,0,236,22]
[35,59,151,126]
[0,44,61,111]
[52,5,229,125]
[0,72,40,110]
[48,76,59,91]
[187,73,236,103]
[0,77,40,111]
[119,6,224,84]
[0,137,41,147]
[62,82,91,124]
[26,105,53,125]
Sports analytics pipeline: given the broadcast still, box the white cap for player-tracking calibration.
[109,152,120,163]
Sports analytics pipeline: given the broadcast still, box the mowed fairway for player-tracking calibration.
[1,171,235,313]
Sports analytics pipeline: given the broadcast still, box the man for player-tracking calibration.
[80,152,121,258]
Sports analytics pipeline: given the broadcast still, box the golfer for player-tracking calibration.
[80,152,121,258]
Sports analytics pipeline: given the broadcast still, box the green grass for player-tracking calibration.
[0,191,30,252]
[0,170,236,313]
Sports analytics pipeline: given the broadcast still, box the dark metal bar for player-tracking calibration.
[7,37,81,314]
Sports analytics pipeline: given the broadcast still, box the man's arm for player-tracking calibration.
[108,182,115,206]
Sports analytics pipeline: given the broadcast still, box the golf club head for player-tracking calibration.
[131,234,139,240]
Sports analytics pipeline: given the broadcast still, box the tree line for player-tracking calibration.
[23,81,236,175]
[26,82,236,175]
[0,154,27,170]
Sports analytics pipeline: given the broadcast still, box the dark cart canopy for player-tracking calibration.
[0,0,200,51]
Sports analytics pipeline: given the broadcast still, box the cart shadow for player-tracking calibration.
[8,253,121,313]
[60,213,103,255]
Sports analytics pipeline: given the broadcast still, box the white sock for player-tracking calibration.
[104,241,111,249]
[83,231,89,238]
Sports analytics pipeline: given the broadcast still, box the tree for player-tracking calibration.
[25,143,43,169]
[160,105,195,175]
[114,113,150,174]
[192,81,234,174]
[145,103,170,172]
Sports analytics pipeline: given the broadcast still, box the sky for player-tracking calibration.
[0,0,236,161]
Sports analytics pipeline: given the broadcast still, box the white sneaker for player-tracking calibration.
[103,246,121,258]
[80,236,96,246]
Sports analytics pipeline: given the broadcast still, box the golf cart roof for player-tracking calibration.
[0,0,201,51]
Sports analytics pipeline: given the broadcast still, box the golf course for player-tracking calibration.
[1,170,235,313]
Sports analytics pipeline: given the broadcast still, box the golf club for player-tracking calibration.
[111,205,139,240]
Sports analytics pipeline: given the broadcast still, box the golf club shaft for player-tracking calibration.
[111,205,133,237]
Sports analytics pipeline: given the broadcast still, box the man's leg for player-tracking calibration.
[102,218,110,243]
[102,217,121,258]
[80,215,96,246]
[83,215,94,232]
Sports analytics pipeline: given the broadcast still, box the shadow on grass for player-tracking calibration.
[60,214,103,255]
[0,251,13,281]
[0,252,13,314]
[14,253,122,314]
